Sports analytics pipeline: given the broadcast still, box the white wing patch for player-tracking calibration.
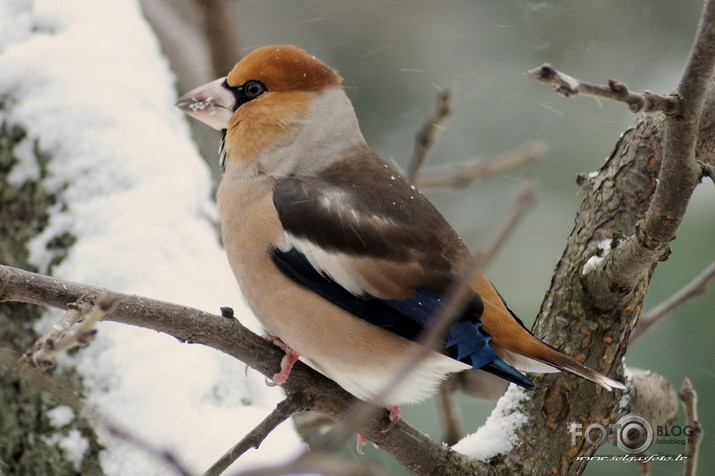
[280,233,382,297]
[317,186,401,230]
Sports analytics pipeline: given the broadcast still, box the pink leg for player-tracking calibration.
[381,404,402,433]
[262,335,300,385]
[356,434,368,455]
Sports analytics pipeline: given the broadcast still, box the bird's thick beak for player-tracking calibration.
[175,77,235,130]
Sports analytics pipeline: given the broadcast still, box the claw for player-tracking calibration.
[262,334,300,385]
[271,349,299,384]
[381,404,401,433]
[356,434,368,455]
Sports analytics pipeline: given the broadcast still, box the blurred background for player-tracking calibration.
[148,1,713,474]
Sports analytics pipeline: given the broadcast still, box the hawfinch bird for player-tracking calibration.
[176,45,625,407]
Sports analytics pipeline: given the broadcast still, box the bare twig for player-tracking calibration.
[678,377,703,476]
[434,182,535,444]
[194,0,242,76]
[2,352,194,476]
[292,412,337,447]
[22,293,119,369]
[528,64,680,114]
[582,0,715,309]
[631,260,715,343]
[437,382,463,445]
[474,179,537,266]
[203,393,310,476]
[319,179,537,451]
[141,0,214,91]
[102,421,194,476]
[405,87,453,181]
[437,370,509,443]
[415,141,545,189]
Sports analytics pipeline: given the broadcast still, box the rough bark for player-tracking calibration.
[508,115,663,474]
[500,92,715,473]
[0,122,103,475]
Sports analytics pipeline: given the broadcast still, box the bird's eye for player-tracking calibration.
[244,80,267,98]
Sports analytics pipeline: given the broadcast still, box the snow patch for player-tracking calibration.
[47,405,76,428]
[0,0,301,474]
[453,385,529,460]
[581,239,613,276]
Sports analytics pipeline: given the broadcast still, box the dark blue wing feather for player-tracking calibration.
[271,247,533,388]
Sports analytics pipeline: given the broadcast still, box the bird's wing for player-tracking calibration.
[271,149,533,387]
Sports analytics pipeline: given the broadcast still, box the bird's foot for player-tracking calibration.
[356,434,368,455]
[380,404,401,433]
[262,334,299,385]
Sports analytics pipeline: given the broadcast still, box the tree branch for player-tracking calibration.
[630,259,715,344]
[474,179,537,266]
[141,0,213,92]
[193,0,242,76]
[626,369,679,433]
[528,64,680,114]
[502,1,715,472]
[0,264,482,475]
[405,87,453,181]
[679,377,703,476]
[582,0,715,308]
[0,264,686,475]
[415,141,545,189]
[203,393,310,476]
[22,293,118,369]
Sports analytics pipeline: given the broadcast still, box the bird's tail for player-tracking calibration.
[497,339,626,391]
[471,273,626,392]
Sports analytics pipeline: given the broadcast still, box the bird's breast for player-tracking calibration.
[215,172,465,403]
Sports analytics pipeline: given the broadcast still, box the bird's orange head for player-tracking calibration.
[177,45,360,174]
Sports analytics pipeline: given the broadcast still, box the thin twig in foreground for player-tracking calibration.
[22,293,119,369]
[474,179,537,266]
[2,353,194,476]
[437,382,463,445]
[415,141,545,189]
[405,87,453,181]
[318,179,538,451]
[194,0,242,76]
[630,260,715,344]
[528,64,680,114]
[203,393,310,476]
[678,377,703,476]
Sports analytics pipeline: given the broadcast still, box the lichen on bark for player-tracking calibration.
[505,113,668,474]
[0,120,103,475]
